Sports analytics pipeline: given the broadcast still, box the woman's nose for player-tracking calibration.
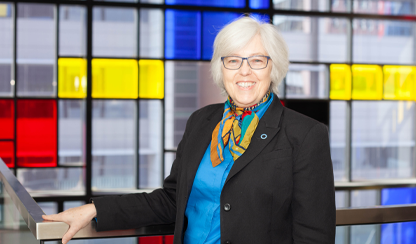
[239,60,252,75]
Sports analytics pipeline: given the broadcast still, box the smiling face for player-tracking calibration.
[222,34,272,108]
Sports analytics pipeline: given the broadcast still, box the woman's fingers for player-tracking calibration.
[42,213,63,222]
[62,225,81,244]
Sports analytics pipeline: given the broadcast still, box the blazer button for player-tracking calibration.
[225,241,231,244]
[224,203,231,212]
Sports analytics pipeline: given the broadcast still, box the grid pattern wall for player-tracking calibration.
[1,0,416,243]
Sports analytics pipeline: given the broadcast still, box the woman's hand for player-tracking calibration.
[42,203,97,244]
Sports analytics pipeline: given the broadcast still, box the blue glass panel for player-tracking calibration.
[250,13,270,23]
[165,10,201,59]
[166,0,245,8]
[382,188,416,205]
[381,188,416,244]
[249,0,269,9]
[202,12,240,60]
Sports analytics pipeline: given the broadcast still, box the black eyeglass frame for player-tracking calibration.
[221,55,271,70]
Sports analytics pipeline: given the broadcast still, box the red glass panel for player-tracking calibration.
[164,235,174,244]
[0,100,14,139]
[17,99,57,167]
[0,142,14,168]
[138,236,163,244]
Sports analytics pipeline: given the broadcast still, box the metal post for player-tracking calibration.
[85,0,93,201]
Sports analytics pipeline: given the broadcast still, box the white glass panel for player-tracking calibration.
[353,19,415,64]
[286,64,328,99]
[140,8,163,58]
[17,3,56,97]
[93,7,137,57]
[273,16,349,62]
[59,5,86,56]
[353,0,415,15]
[139,100,162,188]
[352,101,415,180]
[64,201,84,211]
[273,0,329,11]
[164,152,175,179]
[38,202,57,215]
[165,61,225,149]
[332,0,351,12]
[330,101,347,181]
[92,100,136,190]
[59,100,85,166]
[0,3,13,97]
[17,168,85,195]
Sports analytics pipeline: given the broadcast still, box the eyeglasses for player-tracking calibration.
[221,55,271,70]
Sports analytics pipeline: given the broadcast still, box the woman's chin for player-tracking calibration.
[232,96,257,108]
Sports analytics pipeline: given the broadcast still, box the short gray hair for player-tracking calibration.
[211,16,289,95]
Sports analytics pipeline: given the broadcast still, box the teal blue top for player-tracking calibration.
[183,94,274,244]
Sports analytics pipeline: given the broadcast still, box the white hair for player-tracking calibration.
[211,16,289,95]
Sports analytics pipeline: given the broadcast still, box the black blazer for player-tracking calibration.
[92,96,336,244]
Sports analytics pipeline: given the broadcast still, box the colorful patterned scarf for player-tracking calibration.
[210,91,272,167]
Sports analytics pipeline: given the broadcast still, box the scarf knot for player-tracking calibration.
[210,92,272,167]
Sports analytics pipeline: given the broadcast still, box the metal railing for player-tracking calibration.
[2,158,416,243]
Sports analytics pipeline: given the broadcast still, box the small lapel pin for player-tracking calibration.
[261,134,267,139]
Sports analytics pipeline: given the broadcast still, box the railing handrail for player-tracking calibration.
[2,157,416,241]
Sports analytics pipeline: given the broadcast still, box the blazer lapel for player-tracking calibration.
[225,96,284,185]
[184,105,223,195]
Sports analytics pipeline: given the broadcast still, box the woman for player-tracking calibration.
[43,16,335,244]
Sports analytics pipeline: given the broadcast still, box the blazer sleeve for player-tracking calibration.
[91,111,195,231]
[291,123,336,243]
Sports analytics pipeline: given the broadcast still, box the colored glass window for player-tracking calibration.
[383,65,416,100]
[0,99,14,139]
[17,3,56,97]
[381,188,416,243]
[330,64,351,100]
[165,0,245,7]
[165,235,174,244]
[202,12,240,60]
[352,65,383,100]
[0,142,14,168]
[17,99,57,167]
[250,0,269,9]
[58,58,87,98]
[139,236,163,244]
[0,3,13,97]
[92,59,138,99]
[139,60,164,99]
[165,10,201,60]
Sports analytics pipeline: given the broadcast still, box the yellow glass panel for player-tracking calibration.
[330,64,351,100]
[139,60,164,99]
[352,65,383,100]
[0,5,7,17]
[92,59,138,99]
[383,65,416,100]
[58,58,87,98]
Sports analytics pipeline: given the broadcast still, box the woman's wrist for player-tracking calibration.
[89,202,97,219]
